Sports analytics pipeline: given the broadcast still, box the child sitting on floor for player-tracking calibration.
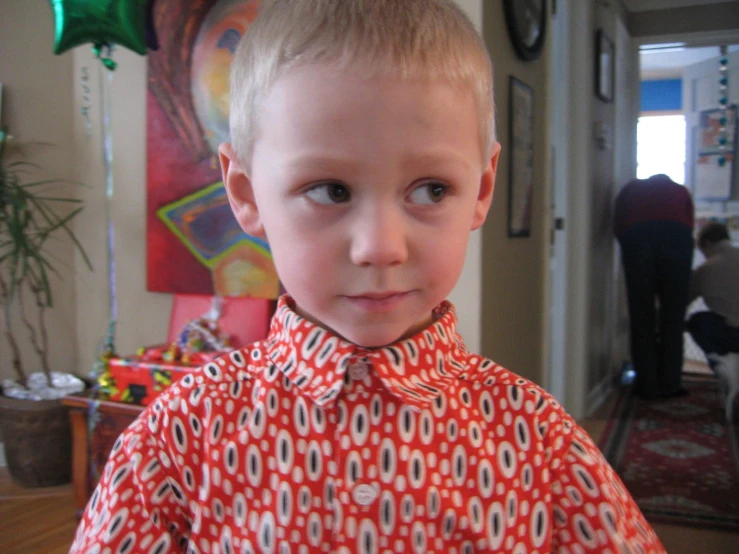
[71,1,665,552]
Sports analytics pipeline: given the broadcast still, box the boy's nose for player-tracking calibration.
[349,206,409,267]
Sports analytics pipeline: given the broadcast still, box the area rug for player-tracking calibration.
[599,375,739,531]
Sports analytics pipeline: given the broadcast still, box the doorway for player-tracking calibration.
[638,40,739,369]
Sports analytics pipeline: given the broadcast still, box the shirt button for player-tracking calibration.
[352,484,378,506]
[348,361,370,381]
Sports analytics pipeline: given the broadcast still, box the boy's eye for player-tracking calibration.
[408,182,448,204]
[305,182,351,204]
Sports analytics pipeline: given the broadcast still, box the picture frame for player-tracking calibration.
[693,109,736,201]
[698,105,736,156]
[508,76,535,238]
[595,29,614,103]
[502,0,547,62]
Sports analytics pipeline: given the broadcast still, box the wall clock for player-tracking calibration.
[503,0,547,62]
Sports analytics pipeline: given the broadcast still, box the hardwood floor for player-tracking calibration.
[1,370,736,553]
[0,470,76,553]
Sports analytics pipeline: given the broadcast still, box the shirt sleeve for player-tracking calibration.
[69,389,192,553]
[547,414,666,553]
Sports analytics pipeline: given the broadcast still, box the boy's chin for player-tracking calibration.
[330,318,434,349]
[292,301,435,348]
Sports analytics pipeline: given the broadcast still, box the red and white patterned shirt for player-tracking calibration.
[71,296,665,553]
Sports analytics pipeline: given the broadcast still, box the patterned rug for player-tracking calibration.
[599,375,739,531]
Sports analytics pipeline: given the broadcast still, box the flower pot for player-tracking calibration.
[0,391,72,487]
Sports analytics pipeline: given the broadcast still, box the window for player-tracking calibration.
[636,114,686,184]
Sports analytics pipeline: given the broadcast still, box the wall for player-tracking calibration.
[0,1,78,383]
[545,0,638,417]
[587,3,640,401]
[607,6,641,404]
[628,2,739,38]
[446,0,484,353]
[71,45,172,378]
[479,4,550,382]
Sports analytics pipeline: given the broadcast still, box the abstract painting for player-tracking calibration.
[146,0,278,297]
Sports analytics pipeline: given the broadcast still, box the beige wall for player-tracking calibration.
[0,0,78,382]
[71,45,172,377]
[479,4,550,383]
[587,5,621,396]
[611,11,641,398]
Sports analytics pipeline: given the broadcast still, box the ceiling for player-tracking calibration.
[641,44,739,79]
[623,0,735,12]
[629,0,739,79]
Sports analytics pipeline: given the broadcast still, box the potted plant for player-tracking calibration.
[0,126,91,487]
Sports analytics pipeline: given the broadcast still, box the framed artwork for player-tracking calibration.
[508,76,534,238]
[502,0,547,62]
[698,105,736,156]
[595,29,614,103]
[146,0,279,299]
[693,107,736,201]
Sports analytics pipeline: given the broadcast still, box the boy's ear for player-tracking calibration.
[471,142,501,230]
[218,143,266,239]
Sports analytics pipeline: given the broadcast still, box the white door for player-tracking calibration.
[546,0,570,404]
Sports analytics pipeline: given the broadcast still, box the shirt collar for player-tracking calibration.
[263,295,470,409]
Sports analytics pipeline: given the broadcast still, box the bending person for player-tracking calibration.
[615,174,694,399]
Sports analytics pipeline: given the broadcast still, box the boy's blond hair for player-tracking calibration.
[229,0,495,168]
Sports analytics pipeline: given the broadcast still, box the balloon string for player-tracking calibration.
[80,66,93,139]
[99,54,117,357]
[93,42,118,71]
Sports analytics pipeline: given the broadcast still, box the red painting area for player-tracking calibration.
[146,0,264,295]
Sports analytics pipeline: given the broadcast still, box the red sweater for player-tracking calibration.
[614,174,694,238]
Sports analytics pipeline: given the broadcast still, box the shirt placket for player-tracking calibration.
[330,354,386,552]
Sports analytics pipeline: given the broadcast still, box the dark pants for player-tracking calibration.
[687,311,739,360]
[619,221,694,398]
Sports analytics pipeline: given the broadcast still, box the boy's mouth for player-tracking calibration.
[343,291,412,311]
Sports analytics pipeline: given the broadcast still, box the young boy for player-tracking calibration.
[71,1,665,552]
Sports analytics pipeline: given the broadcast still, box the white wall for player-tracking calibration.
[447,0,484,353]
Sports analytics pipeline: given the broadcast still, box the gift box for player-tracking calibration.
[103,294,274,405]
[106,347,220,405]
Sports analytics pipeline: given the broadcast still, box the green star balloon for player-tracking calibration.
[49,0,149,57]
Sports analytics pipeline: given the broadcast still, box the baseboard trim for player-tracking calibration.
[586,375,616,418]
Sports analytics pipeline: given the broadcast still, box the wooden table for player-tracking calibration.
[62,392,144,517]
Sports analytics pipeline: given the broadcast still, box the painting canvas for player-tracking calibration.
[147,0,279,298]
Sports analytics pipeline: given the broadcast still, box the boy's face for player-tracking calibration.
[220,63,500,347]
